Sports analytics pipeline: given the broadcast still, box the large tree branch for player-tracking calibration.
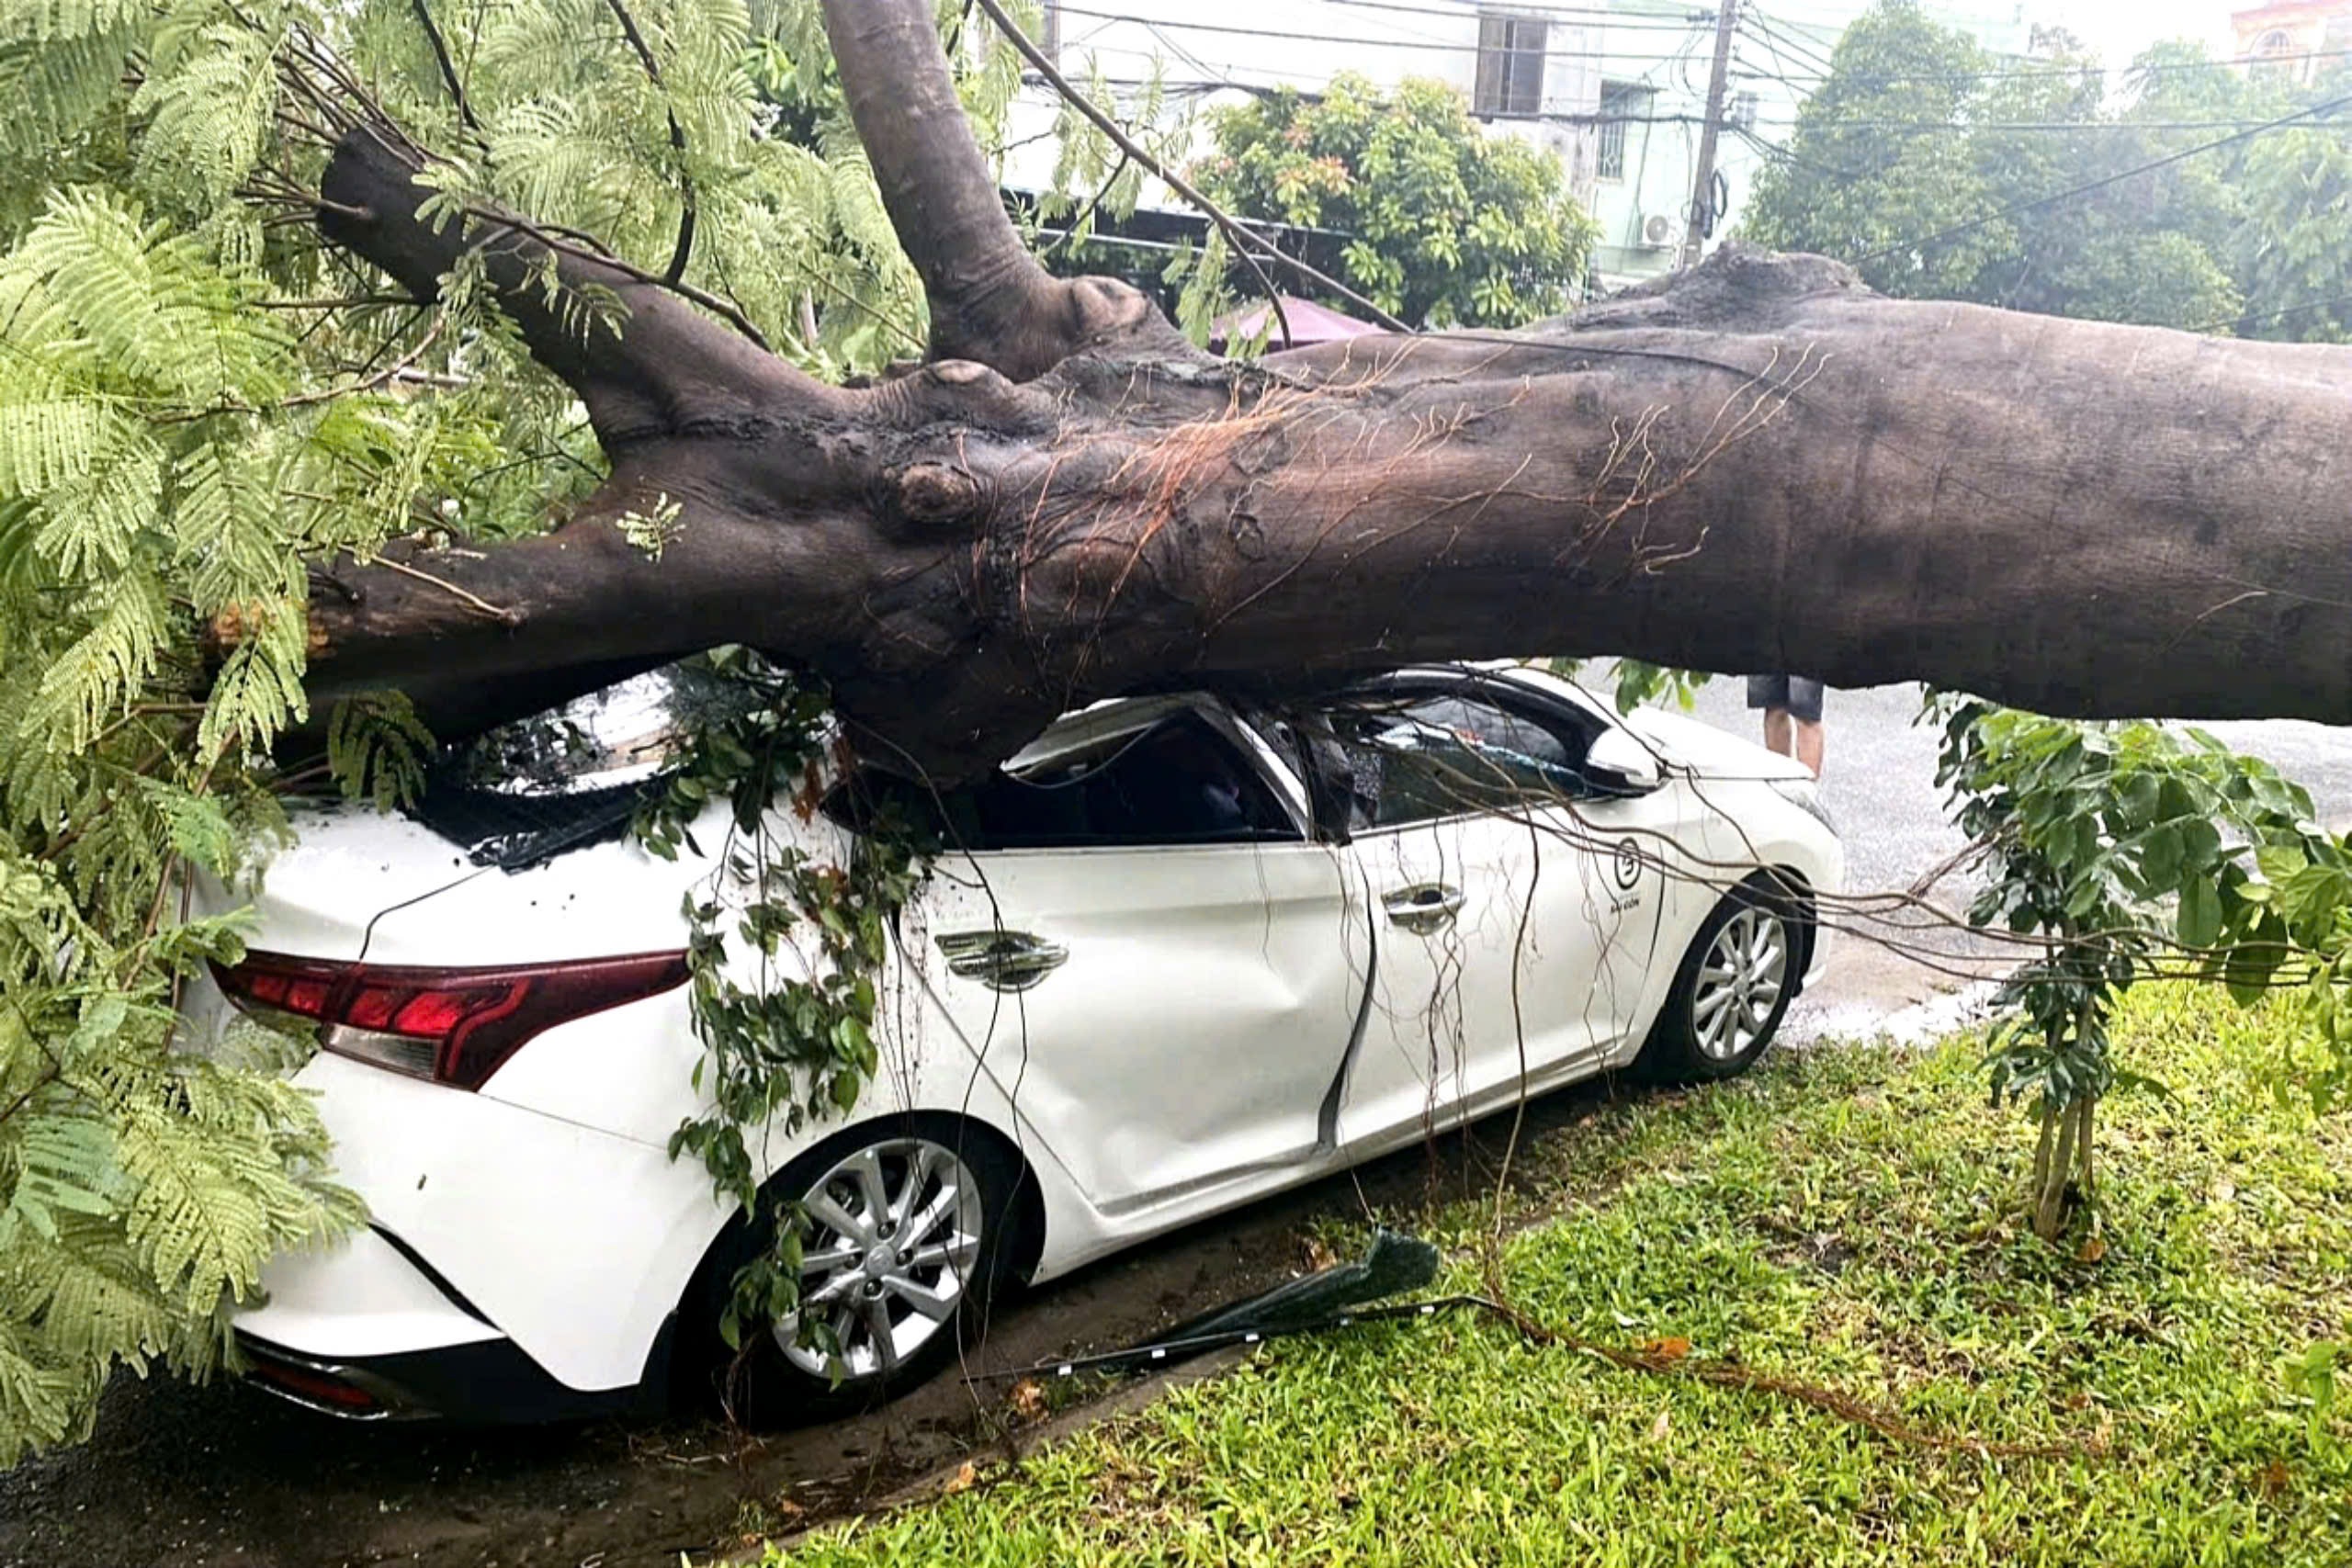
[268,8,2352,790]
[316,126,823,443]
[818,0,1189,380]
[290,244,2352,784]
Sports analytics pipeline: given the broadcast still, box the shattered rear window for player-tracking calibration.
[411,661,765,870]
[441,662,760,795]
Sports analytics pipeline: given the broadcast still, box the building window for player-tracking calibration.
[1595,82,1651,180]
[1729,90,1759,132]
[2251,27,2298,85]
[1475,12,1548,117]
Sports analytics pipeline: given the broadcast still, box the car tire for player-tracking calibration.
[684,1114,1029,1427]
[1635,874,1804,1084]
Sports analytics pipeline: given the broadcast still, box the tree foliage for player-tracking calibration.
[0,0,1057,1466]
[1745,1,2351,335]
[1192,73,1599,329]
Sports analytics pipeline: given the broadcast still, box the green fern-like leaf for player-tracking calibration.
[23,569,167,751]
[130,16,281,207]
[326,691,435,811]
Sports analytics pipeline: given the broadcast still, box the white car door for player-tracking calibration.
[1313,678,1666,1143]
[879,699,1365,1212]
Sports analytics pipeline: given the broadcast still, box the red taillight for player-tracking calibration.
[210,950,689,1090]
[245,1356,385,1415]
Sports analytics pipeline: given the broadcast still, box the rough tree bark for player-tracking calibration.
[286,0,2352,783]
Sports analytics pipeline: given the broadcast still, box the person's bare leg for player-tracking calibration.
[1762,707,1793,758]
[1793,717,1825,777]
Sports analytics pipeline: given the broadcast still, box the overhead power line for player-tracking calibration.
[1860,88,2352,265]
[1735,7,1836,73]
[1320,0,1718,27]
[1734,22,2352,88]
[1748,116,2352,132]
[1727,119,1864,180]
[1050,6,1716,62]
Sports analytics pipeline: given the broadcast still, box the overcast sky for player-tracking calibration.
[2036,0,2241,64]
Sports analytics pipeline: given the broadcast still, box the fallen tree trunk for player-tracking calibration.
[285,0,2352,783]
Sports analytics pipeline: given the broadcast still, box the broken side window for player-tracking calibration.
[1319,690,1597,829]
[829,709,1301,851]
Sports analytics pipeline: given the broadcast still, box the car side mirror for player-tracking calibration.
[1584,728,1664,795]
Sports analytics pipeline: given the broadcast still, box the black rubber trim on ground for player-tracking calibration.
[972,1231,1443,1385]
[968,1292,1507,1385]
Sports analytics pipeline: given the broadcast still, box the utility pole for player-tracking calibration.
[1681,1,1738,269]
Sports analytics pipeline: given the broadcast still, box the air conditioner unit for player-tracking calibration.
[1640,212,1679,248]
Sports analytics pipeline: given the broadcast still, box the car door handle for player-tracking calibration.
[936,931,1069,992]
[1382,883,1464,934]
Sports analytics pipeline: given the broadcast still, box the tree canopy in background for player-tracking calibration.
[1745,0,2352,340]
[1192,73,1599,330]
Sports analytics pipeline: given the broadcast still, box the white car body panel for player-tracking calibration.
[1340,797,1662,1144]
[197,667,1840,1410]
[914,839,1361,1208]
[239,1224,502,1360]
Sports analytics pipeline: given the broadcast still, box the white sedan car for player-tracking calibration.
[182,663,1839,1423]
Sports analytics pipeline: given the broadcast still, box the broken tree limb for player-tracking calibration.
[824,0,1189,380]
[268,6,2352,784]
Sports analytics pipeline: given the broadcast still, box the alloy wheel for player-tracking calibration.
[775,1137,985,1381]
[1689,904,1788,1061]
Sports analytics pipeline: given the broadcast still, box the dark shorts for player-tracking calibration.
[1747,674,1825,724]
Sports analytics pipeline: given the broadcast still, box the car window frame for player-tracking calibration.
[830,696,1316,856]
[1305,672,1613,840]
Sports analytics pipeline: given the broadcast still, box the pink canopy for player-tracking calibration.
[1210,295,1383,351]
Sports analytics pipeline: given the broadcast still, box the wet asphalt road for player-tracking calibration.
[1687,680,2352,912]
[9,684,2352,1567]
[1686,681,2352,1033]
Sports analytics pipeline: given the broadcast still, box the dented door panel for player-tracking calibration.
[912,840,1362,1209]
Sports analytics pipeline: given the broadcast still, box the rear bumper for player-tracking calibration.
[238,1224,503,1361]
[237,1328,667,1424]
[239,1051,730,1396]
[235,1222,675,1422]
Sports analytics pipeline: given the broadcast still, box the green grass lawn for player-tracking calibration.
[768,987,2352,1566]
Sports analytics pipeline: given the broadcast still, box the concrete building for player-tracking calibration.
[1002,1,1606,195]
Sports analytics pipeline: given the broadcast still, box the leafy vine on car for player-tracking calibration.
[633,650,933,1354]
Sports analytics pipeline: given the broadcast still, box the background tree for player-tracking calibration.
[1744,0,2352,334]
[2232,78,2352,344]
[1191,73,1599,329]
[1742,3,1997,299]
